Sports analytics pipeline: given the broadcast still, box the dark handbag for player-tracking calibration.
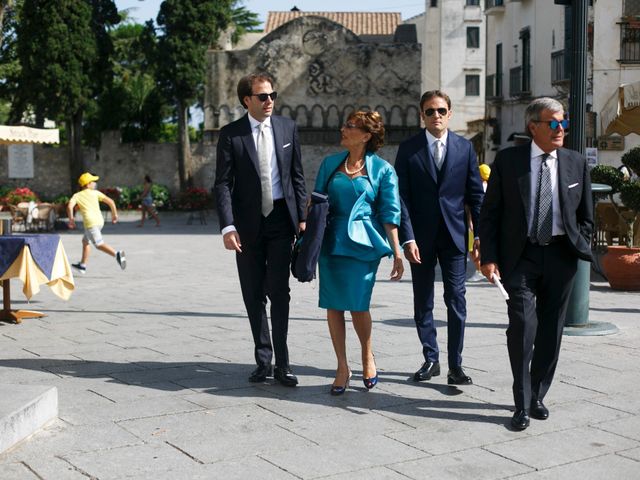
[291,191,329,282]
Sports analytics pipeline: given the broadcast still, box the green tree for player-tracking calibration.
[14,0,119,191]
[230,0,260,44]
[85,19,170,144]
[0,0,20,124]
[155,0,232,190]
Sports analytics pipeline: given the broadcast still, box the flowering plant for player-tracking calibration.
[2,187,39,205]
[177,187,210,211]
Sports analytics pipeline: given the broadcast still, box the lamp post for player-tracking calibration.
[558,0,618,335]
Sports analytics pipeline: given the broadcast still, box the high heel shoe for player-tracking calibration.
[363,372,378,389]
[330,370,352,396]
[363,354,378,389]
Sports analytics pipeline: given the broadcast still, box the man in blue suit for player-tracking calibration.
[396,90,484,385]
[215,73,307,386]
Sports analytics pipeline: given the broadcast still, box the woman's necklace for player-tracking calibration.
[344,155,365,175]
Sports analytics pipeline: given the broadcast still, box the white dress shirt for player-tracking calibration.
[425,129,449,166]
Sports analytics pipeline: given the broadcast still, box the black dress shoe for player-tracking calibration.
[511,409,530,431]
[447,366,473,385]
[274,366,298,387]
[414,361,441,381]
[530,400,549,420]
[248,364,273,383]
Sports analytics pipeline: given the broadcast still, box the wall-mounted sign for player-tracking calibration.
[585,147,598,167]
[8,144,34,178]
[597,135,625,151]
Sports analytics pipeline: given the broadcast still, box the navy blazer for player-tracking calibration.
[214,114,307,242]
[395,129,484,254]
[478,142,593,280]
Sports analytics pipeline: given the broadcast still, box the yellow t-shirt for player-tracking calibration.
[71,189,106,229]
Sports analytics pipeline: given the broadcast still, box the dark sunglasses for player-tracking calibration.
[252,92,278,102]
[342,122,361,129]
[424,107,448,117]
[535,119,569,130]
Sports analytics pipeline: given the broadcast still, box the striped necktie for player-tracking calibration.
[534,153,553,244]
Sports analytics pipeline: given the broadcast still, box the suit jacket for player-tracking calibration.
[478,142,594,280]
[314,151,401,262]
[214,114,307,242]
[395,129,484,253]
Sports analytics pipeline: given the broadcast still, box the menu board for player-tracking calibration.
[8,144,34,178]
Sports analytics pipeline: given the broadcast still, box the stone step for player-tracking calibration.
[0,385,58,454]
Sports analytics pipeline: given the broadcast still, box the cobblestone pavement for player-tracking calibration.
[1,211,639,479]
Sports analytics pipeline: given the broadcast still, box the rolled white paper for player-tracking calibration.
[492,273,510,300]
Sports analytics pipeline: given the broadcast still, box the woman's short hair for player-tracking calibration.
[237,73,275,108]
[349,111,385,152]
[144,175,152,183]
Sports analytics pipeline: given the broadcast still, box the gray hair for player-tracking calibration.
[525,97,565,135]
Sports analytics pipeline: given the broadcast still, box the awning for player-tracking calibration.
[601,80,640,136]
[0,125,59,145]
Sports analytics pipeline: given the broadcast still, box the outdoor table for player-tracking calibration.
[0,234,74,324]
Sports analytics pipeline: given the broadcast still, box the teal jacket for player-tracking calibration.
[314,151,401,261]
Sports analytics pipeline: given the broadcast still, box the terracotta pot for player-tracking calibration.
[601,246,640,291]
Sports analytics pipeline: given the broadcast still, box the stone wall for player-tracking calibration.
[205,16,422,134]
[0,135,403,203]
[0,133,213,199]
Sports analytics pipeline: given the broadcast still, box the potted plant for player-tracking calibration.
[598,146,640,290]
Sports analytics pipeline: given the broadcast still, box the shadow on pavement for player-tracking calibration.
[0,358,512,428]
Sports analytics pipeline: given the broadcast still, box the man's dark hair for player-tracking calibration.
[420,90,452,111]
[237,73,275,108]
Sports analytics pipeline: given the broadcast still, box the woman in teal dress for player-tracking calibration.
[314,111,404,395]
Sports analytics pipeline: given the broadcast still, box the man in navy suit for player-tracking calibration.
[215,73,307,386]
[479,97,593,430]
[396,90,484,386]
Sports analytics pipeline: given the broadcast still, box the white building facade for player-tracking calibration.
[483,0,572,164]
[592,0,640,167]
[405,0,486,136]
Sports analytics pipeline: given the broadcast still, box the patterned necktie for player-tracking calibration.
[257,123,273,217]
[535,153,553,244]
[433,140,443,170]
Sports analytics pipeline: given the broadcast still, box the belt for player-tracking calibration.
[528,235,566,247]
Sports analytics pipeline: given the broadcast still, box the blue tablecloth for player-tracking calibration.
[0,234,60,279]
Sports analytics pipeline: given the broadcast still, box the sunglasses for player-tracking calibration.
[342,122,362,129]
[251,92,278,102]
[424,108,448,117]
[535,119,569,130]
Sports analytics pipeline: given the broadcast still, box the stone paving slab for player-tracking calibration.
[0,212,639,478]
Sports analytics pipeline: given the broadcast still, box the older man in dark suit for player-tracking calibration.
[396,90,484,386]
[479,97,593,430]
[215,73,307,386]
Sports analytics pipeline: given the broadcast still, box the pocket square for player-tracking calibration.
[283,143,291,149]
[568,182,579,189]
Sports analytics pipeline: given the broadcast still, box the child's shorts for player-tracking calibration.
[83,226,105,246]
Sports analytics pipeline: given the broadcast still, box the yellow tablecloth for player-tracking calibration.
[0,240,74,301]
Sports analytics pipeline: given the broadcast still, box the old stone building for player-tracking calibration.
[205,14,422,187]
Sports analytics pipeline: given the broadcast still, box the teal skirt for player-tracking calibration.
[318,254,381,312]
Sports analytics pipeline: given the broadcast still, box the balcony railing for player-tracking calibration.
[551,50,569,83]
[620,23,640,63]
